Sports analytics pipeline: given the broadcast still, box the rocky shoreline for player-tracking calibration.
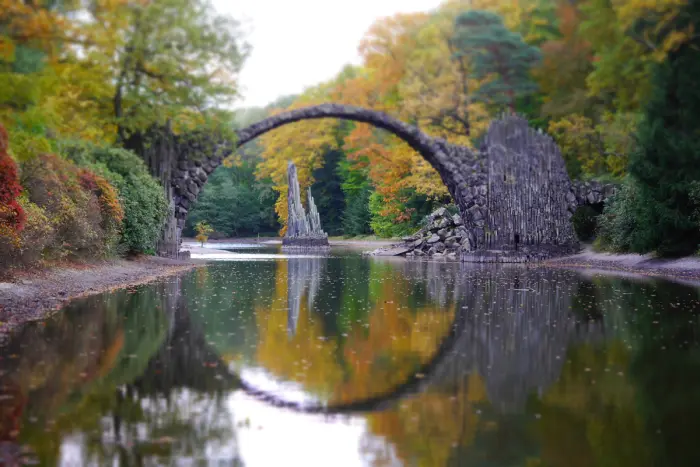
[369,207,467,259]
[0,256,203,345]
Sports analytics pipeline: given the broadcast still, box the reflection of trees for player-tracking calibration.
[360,266,608,467]
[363,271,700,467]
[3,258,700,467]
[592,278,700,467]
[184,262,276,364]
[253,257,459,405]
[86,284,242,465]
[0,276,242,466]
[80,387,238,466]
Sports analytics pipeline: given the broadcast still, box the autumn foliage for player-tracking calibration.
[0,124,25,233]
[0,127,131,273]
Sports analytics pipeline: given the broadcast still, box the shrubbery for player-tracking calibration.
[63,144,169,255]
[369,190,444,238]
[0,126,168,275]
[0,125,25,232]
[21,152,110,258]
[595,181,642,252]
[78,169,125,253]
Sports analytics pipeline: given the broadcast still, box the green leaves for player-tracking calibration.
[186,162,279,238]
[452,10,542,111]
[62,144,169,255]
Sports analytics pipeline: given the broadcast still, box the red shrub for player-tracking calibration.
[0,124,25,232]
[78,169,125,226]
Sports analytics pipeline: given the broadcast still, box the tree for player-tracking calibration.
[534,1,594,119]
[451,10,542,111]
[624,0,700,256]
[195,221,213,247]
[548,112,636,179]
[186,162,279,237]
[311,148,345,236]
[75,0,248,139]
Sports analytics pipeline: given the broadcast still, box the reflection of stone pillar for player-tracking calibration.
[286,257,325,337]
[283,161,329,249]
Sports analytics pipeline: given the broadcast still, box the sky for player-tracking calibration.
[214,0,445,109]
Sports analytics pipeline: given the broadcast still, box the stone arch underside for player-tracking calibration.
[166,103,592,261]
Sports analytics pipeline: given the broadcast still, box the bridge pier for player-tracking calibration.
[124,126,229,259]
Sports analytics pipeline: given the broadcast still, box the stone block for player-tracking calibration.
[427,234,440,244]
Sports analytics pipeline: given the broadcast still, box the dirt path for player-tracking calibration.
[0,256,203,344]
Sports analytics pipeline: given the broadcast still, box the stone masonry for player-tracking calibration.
[162,104,611,262]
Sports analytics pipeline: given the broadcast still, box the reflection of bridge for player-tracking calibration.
[132,262,604,415]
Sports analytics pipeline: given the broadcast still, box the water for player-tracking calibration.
[1,245,700,466]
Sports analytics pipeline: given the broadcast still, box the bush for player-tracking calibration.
[369,192,413,238]
[0,124,25,232]
[113,170,168,254]
[595,181,641,253]
[1,198,55,267]
[62,144,168,254]
[78,169,125,254]
[20,153,105,258]
[572,205,600,242]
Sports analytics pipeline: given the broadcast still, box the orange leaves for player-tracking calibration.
[0,0,73,56]
[0,36,16,62]
[358,12,429,99]
[78,169,125,226]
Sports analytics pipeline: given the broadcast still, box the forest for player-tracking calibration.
[1,0,699,274]
[191,0,700,254]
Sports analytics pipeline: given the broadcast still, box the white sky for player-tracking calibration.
[214,0,445,109]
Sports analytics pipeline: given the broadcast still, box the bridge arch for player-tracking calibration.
[168,104,473,254]
[167,104,583,261]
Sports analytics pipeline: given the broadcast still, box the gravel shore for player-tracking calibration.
[545,248,700,284]
[0,256,203,344]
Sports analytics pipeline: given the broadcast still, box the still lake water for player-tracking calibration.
[2,245,700,466]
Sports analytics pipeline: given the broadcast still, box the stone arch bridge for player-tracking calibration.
[143,104,612,260]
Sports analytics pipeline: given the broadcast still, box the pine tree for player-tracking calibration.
[626,0,700,255]
[451,10,542,111]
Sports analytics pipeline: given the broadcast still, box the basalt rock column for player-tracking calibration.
[283,161,329,249]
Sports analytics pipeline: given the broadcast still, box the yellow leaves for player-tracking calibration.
[37,62,117,143]
[0,0,73,54]
[6,129,52,162]
[254,262,344,397]
[614,0,686,29]
[256,96,340,231]
[611,0,692,62]
[0,36,16,62]
[359,12,429,97]
[548,112,636,178]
